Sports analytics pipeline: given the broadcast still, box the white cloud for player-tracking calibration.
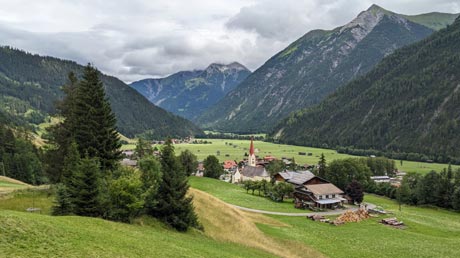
[0,0,458,82]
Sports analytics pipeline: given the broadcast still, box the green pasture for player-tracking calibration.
[189,176,305,213]
[258,194,460,258]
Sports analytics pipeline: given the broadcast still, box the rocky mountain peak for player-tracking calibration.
[205,62,249,74]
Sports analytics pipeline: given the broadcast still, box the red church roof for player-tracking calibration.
[249,137,255,155]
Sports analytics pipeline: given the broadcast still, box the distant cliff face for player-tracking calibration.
[197,5,446,133]
[130,62,250,121]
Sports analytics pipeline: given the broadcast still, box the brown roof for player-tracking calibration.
[305,183,344,195]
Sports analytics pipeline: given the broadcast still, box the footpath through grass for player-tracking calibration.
[258,194,460,258]
[189,176,305,213]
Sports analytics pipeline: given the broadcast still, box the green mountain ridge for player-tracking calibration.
[197,5,456,133]
[271,16,460,163]
[0,46,203,138]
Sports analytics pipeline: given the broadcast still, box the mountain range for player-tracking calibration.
[271,15,460,162]
[196,5,459,133]
[130,62,250,121]
[0,47,203,138]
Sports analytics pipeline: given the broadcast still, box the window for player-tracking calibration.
[319,195,322,199]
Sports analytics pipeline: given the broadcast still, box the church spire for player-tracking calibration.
[248,136,256,167]
[249,137,255,156]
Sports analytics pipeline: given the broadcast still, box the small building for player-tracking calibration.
[223,160,238,171]
[121,158,137,167]
[370,176,391,183]
[195,162,205,177]
[231,167,242,184]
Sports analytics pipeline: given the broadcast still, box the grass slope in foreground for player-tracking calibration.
[259,194,460,258]
[0,188,322,258]
[189,176,306,213]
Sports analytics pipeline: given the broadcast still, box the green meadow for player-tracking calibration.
[189,176,304,213]
[123,138,457,174]
[191,177,460,258]
[259,194,460,258]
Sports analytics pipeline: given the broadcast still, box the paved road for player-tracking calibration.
[229,203,377,217]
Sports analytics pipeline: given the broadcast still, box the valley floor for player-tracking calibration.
[123,138,458,175]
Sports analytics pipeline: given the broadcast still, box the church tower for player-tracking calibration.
[248,137,256,167]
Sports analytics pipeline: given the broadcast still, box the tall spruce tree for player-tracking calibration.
[318,153,327,178]
[44,72,79,183]
[152,139,200,231]
[69,156,101,217]
[73,64,121,170]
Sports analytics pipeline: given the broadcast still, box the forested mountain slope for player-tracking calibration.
[130,62,250,120]
[0,47,202,138]
[197,5,457,133]
[272,16,460,163]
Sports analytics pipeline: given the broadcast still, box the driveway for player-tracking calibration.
[230,203,376,217]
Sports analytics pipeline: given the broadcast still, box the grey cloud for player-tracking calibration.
[0,0,458,83]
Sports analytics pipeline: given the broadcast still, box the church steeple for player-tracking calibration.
[248,137,256,167]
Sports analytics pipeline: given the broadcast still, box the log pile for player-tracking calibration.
[381,217,405,228]
[333,208,370,224]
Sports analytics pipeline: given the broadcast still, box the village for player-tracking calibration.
[121,137,405,213]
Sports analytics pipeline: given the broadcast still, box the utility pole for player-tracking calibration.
[0,162,5,176]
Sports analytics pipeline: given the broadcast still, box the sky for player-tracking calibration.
[0,0,459,82]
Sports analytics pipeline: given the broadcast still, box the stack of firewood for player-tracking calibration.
[333,208,370,224]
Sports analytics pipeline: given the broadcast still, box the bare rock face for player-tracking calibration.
[197,5,440,133]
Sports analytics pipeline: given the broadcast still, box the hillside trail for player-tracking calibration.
[228,203,377,216]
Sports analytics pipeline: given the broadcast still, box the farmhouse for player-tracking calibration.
[273,170,345,209]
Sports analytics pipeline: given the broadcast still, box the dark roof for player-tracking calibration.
[241,166,269,178]
[277,170,315,185]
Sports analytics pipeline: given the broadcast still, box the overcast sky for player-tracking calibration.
[0,0,458,82]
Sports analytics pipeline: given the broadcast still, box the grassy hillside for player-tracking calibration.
[403,12,459,30]
[0,176,30,194]
[124,139,458,174]
[0,187,322,258]
[189,177,304,213]
[192,178,460,258]
[260,195,460,258]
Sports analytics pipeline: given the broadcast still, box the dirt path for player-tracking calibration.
[229,203,376,216]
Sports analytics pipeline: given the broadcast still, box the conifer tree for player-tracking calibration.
[51,184,74,216]
[44,73,79,183]
[318,153,327,178]
[139,156,162,214]
[152,139,200,231]
[69,156,101,217]
[73,64,121,170]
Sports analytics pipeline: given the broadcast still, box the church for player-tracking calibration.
[232,137,270,183]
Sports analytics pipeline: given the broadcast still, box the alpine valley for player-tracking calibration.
[197,5,459,133]
[130,62,250,120]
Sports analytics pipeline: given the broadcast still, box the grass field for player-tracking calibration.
[258,194,460,258]
[189,177,305,213]
[0,187,321,258]
[191,176,460,258]
[0,176,30,194]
